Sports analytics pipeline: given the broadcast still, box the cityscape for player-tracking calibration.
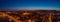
[0,0,60,22]
[0,10,60,22]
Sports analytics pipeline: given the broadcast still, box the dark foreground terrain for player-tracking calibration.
[0,10,60,22]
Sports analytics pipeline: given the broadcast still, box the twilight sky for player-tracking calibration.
[0,0,60,10]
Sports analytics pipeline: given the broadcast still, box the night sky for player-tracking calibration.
[0,0,60,10]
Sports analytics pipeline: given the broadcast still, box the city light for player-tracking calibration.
[0,10,60,22]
